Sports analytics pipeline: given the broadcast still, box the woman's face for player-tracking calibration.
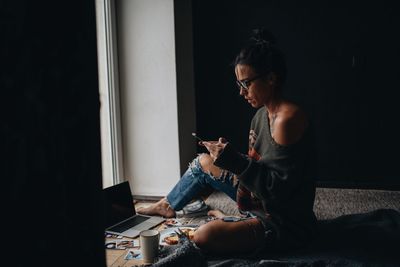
[235,64,273,108]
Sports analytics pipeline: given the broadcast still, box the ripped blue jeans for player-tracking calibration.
[166,154,238,211]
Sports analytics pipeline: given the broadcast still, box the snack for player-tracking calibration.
[162,228,196,245]
[180,228,196,239]
[163,234,179,245]
[165,218,179,227]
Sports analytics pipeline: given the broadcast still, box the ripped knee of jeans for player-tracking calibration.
[187,154,204,174]
[190,153,233,183]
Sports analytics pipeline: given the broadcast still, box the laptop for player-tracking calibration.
[103,181,165,238]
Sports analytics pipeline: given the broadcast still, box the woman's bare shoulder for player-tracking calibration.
[273,102,308,145]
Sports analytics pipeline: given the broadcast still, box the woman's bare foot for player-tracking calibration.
[207,209,226,219]
[136,198,176,218]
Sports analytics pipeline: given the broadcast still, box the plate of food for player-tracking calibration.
[159,227,197,245]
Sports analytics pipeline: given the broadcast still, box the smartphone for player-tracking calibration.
[191,132,204,143]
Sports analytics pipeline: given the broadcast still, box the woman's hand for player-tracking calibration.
[201,137,228,161]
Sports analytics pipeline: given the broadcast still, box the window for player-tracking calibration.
[95,0,197,196]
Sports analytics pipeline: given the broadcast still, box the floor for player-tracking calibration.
[134,187,400,221]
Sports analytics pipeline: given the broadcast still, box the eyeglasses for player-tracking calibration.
[236,73,267,91]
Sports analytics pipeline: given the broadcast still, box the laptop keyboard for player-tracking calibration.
[109,215,150,233]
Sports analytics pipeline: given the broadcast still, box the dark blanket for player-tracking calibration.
[153,209,400,267]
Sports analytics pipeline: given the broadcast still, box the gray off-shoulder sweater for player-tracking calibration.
[214,106,317,249]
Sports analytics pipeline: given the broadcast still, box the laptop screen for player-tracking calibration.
[103,181,136,228]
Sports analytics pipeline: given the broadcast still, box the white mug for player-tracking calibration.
[139,229,160,264]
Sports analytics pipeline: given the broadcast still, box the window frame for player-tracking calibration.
[95,0,124,188]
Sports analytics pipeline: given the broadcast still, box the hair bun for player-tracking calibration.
[250,28,276,47]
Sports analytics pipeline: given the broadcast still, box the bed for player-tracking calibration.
[154,189,400,266]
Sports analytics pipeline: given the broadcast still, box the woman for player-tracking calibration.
[138,28,317,254]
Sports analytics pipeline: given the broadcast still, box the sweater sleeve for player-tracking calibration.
[239,153,303,203]
[215,142,303,203]
[213,143,250,175]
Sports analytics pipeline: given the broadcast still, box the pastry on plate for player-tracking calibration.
[162,228,196,245]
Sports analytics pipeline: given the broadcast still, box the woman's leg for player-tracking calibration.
[193,218,266,254]
[167,154,237,210]
[137,154,237,217]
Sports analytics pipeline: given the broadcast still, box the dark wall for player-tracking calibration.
[192,0,400,189]
[2,1,105,266]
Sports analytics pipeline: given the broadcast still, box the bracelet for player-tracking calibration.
[221,216,250,222]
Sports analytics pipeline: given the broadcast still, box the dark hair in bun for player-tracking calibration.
[250,28,277,47]
[234,28,287,86]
